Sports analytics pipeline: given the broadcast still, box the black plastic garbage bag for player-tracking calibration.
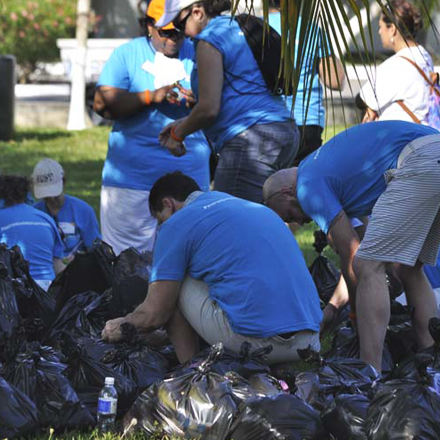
[123,344,237,440]
[176,341,271,379]
[64,347,137,416]
[46,291,111,346]
[326,327,394,374]
[366,379,440,440]
[49,240,115,313]
[309,255,340,304]
[106,248,152,320]
[0,263,22,351]
[0,375,39,438]
[228,393,327,440]
[321,394,369,440]
[4,341,94,430]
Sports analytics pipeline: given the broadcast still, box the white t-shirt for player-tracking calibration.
[360,45,433,124]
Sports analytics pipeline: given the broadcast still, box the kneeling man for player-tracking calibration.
[263,120,440,371]
[102,172,322,364]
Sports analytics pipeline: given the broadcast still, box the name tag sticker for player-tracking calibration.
[59,222,75,235]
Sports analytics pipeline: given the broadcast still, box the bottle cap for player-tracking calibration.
[105,377,115,385]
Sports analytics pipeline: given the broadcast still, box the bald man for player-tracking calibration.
[263,121,440,372]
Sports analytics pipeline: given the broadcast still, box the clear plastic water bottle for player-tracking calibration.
[97,377,118,433]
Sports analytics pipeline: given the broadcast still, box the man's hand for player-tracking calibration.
[102,317,127,343]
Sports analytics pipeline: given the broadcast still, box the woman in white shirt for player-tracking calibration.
[359,0,433,124]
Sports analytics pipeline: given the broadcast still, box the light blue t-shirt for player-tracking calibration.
[269,13,327,127]
[34,195,101,258]
[150,191,322,337]
[97,37,210,191]
[0,204,64,281]
[192,16,291,150]
[298,121,439,233]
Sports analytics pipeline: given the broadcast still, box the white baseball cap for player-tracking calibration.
[32,158,64,199]
[155,0,197,27]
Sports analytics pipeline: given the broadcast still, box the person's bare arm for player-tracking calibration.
[93,85,174,120]
[327,210,361,308]
[318,56,345,91]
[102,280,181,342]
[53,257,67,275]
[159,41,223,156]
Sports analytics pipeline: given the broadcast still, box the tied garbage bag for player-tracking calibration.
[321,394,369,440]
[64,346,137,416]
[101,323,169,394]
[366,378,440,440]
[106,248,152,319]
[49,240,115,313]
[123,343,237,440]
[0,375,39,438]
[4,341,94,430]
[294,348,380,411]
[228,393,327,440]
[176,341,271,379]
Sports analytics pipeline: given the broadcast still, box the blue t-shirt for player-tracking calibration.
[34,195,101,258]
[192,16,291,150]
[269,13,327,127]
[97,37,210,191]
[298,121,438,233]
[0,204,64,281]
[151,191,322,337]
[425,254,440,289]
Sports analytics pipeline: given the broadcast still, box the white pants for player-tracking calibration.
[100,186,157,255]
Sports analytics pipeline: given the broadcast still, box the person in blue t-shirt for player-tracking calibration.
[268,0,345,165]
[263,121,440,371]
[102,172,322,365]
[157,0,299,203]
[93,0,210,256]
[32,158,101,263]
[0,175,64,291]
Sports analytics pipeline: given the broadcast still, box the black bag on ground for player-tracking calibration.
[321,394,369,440]
[3,341,94,430]
[0,375,39,438]
[123,344,237,440]
[366,379,440,440]
[228,393,327,440]
[49,240,115,313]
[234,14,290,95]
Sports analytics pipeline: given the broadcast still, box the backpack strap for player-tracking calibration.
[396,100,421,124]
[399,55,440,97]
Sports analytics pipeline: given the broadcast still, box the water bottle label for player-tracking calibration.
[98,397,117,414]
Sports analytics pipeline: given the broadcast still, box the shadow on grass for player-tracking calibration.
[12,129,73,143]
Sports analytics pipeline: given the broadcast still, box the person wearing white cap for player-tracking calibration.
[0,175,64,290]
[32,158,101,263]
[157,0,299,203]
[93,0,210,256]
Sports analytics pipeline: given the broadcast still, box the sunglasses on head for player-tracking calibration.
[173,10,192,33]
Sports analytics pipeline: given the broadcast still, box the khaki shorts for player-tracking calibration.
[357,134,440,267]
[178,276,320,365]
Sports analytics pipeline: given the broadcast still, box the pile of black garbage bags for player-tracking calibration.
[1,240,440,440]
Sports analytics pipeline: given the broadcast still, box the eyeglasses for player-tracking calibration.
[262,190,283,206]
[157,28,182,40]
[173,10,192,33]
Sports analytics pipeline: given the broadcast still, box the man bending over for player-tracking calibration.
[102,171,322,364]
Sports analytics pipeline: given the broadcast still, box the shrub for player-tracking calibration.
[0,0,76,81]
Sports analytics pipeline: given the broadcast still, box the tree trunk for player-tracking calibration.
[67,0,91,130]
